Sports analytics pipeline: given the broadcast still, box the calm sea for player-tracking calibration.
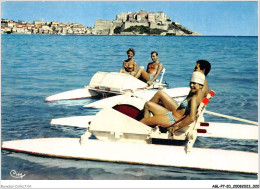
[1,35,258,182]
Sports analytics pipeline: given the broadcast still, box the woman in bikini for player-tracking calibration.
[140,71,205,134]
[119,48,139,78]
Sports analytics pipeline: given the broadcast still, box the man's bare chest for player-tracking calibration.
[148,63,158,70]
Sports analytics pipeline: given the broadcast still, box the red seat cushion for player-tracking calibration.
[112,104,143,121]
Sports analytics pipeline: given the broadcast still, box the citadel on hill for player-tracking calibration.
[1,10,201,36]
[95,9,201,36]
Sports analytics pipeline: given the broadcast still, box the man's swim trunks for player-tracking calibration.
[148,73,154,81]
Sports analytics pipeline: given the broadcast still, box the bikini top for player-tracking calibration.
[178,99,190,115]
[124,61,136,70]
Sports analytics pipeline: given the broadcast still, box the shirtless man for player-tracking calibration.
[136,51,163,86]
[193,60,211,97]
[119,48,139,77]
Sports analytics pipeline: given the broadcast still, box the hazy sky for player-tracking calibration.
[1,1,258,36]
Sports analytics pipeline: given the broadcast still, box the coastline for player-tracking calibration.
[2,33,257,37]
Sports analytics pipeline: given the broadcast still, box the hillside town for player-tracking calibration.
[1,10,201,36]
[1,19,91,35]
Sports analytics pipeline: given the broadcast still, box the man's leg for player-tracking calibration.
[140,69,150,82]
[136,69,150,82]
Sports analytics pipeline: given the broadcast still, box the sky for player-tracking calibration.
[1,1,258,36]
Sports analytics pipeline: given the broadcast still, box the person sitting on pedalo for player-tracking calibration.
[135,51,163,86]
[141,60,211,111]
[140,71,206,134]
[119,48,140,78]
[193,59,211,97]
[149,59,211,109]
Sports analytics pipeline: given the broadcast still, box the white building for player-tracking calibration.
[116,12,129,22]
[148,12,155,23]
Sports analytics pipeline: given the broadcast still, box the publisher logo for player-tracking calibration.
[10,170,26,179]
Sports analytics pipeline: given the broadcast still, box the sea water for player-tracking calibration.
[1,35,258,181]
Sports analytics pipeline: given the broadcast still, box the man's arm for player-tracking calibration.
[203,79,209,97]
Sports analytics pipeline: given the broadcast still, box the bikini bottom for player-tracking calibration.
[166,112,175,124]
